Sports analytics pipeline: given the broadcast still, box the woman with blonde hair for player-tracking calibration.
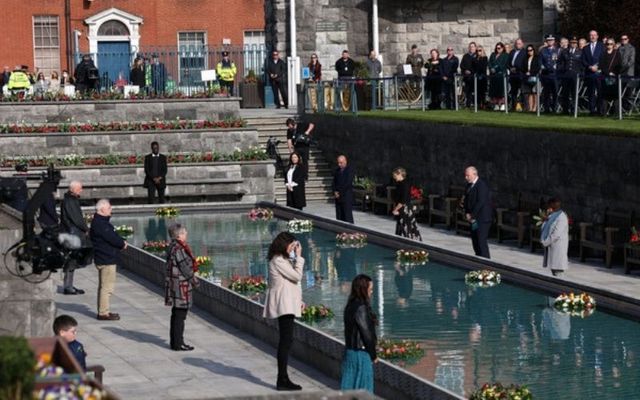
[391,167,422,240]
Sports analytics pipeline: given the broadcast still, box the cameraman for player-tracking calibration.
[285,118,314,180]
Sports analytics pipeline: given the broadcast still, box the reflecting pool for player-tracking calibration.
[114,212,640,399]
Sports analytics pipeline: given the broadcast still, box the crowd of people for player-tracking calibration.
[301,30,637,116]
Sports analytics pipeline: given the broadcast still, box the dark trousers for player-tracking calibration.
[509,76,523,107]
[463,75,474,107]
[427,78,442,109]
[170,307,188,349]
[585,75,601,113]
[560,76,578,113]
[442,78,455,109]
[471,221,491,259]
[541,74,558,112]
[271,79,288,107]
[220,80,234,96]
[277,314,295,380]
[147,182,166,204]
[335,199,354,223]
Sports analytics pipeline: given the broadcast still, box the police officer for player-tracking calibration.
[540,34,560,113]
[7,65,31,94]
[216,51,237,96]
[558,36,582,114]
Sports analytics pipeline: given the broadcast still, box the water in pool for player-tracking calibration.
[114,212,640,399]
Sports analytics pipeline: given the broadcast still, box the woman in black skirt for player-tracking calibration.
[285,152,306,210]
[391,167,422,241]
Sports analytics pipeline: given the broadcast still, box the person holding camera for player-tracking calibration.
[286,118,314,180]
[263,232,305,391]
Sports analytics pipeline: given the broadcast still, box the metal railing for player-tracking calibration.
[301,73,640,120]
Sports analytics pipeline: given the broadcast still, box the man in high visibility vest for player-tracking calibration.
[7,65,31,92]
[216,51,237,96]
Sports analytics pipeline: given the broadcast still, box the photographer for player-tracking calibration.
[285,118,314,180]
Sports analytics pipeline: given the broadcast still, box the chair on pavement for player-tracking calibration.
[496,193,543,248]
[428,184,466,229]
[579,209,635,268]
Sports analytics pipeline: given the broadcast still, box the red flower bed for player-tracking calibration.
[0,119,246,134]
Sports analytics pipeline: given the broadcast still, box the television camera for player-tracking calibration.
[1,165,93,283]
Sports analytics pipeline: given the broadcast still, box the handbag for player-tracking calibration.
[604,76,616,86]
[527,76,538,84]
[294,132,313,146]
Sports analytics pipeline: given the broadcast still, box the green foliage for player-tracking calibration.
[353,61,370,79]
[0,336,35,400]
[353,176,375,191]
[558,0,640,44]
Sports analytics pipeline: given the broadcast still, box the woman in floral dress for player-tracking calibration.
[391,167,422,241]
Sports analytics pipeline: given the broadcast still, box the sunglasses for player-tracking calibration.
[527,49,534,52]
[606,43,615,46]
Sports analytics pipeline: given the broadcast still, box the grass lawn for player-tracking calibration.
[353,109,640,137]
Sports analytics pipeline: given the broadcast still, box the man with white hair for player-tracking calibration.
[463,166,492,258]
[60,181,90,295]
[90,199,127,320]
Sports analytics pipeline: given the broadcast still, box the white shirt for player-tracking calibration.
[286,166,298,189]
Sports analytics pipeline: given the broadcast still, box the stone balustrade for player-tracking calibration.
[0,97,240,124]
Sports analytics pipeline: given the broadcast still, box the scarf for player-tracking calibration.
[541,209,562,241]
[175,239,198,272]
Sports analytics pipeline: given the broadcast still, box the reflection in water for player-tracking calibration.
[113,213,640,400]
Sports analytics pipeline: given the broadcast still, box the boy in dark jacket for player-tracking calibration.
[90,199,127,321]
[53,315,87,370]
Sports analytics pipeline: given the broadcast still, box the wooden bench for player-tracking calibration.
[624,244,640,274]
[496,194,543,248]
[428,184,466,229]
[353,187,374,211]
[579,209,635,268]
[372,184,396,215]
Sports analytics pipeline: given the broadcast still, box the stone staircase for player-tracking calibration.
[242,113,334,205]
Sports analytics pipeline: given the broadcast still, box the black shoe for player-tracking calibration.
[172,344,194,351]
[73,287,85,294]
[63,288,79,295]
[276,378,302,391]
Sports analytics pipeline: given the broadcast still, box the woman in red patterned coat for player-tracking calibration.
[165,223,199,351]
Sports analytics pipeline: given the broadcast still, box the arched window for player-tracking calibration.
[98,20,129,36]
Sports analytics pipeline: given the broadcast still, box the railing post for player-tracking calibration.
[536,74,541,117]
[421,76,426,111]
[454,74,459,111]
[473,74,478,113]
[319,81,325,114]
[574,75,580,118]
[352,81,358,115]
[618,75,623,120]
[503,73,509,114]
[394,76,399,112]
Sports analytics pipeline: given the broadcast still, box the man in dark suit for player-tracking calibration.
[332,155,354,223]
[463,166,492,258]
[507,38,527,109]
[144,141,168,204]
[582,30,605,114]
[266,50,288,108]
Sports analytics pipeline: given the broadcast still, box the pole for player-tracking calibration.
[536,75,541,117]
[454,75,459,111]
[395,76,399,111]
[503,73,509,114]
[474,75,478,113]
[421,76,425,111]
[574,75,579,118]
[618,75,623,120]
[287,0,299,108]
[64,0,73,72]
[372,0,379,56]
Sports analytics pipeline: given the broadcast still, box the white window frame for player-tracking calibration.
[177,31,207,85]
[33,15,61,76]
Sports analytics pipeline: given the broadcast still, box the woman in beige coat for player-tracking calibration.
[263,232,304,391]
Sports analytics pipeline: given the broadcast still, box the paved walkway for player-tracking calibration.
[53,267,338,399]
[305,204,640,301]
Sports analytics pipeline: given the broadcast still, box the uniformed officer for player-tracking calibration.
[216,51,237,96]
[405,44,425,77]
[540,34,560,113]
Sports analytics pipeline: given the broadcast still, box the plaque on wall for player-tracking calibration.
[316,21,347,32]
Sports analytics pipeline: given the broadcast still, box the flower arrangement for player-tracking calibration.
[195,256,212,267]
[376,338,425,362]
[532,208,548,227]
[247,207,274,221]
[410,185,424,201]
[1,90,234,103]
[630,227,639,245]
[554,292,596,317]
[0,149,268,168]
[336,232,368,248]
[465,270,502,288]
[142,240,170,253]
[228,275,267,295]
[396,249,429,265]
[287,219,313,233]
[469,383,533,400]
[114,225,134,237]
[156,207,180,217]
[33,352,109,400]
[84,213,94,225]
[0,118,245,134]
[195,256,214,279]
[300,304,334,322]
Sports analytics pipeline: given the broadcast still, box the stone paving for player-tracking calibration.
[305,204,640,301]
[53,267,339,399]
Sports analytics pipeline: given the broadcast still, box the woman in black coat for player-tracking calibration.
[522,45,541,112]
[130,57,146,88]
[599,39,623,112]
[285,152,306,210]
[391,167,421,241]
[473,46,489,108]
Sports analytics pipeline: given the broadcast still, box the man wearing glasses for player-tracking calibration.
[618,35,636,112]
[267,51,288,108]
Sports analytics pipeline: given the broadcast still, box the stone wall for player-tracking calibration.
[267,0,552,78]
[0,98,240,124]
[309,114,640,224]
[0,217,55,337]
[0,128,259,157]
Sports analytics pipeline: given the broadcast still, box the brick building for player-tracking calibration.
[1,0,266,83]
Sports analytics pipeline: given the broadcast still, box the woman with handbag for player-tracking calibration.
[165,223,199,351]
[522,45,541,112]
[263,232,305,391]
[599,39,622,115]
[488,42,509,110]
[285,152,306,210]
[391,167,422,241]
[341,274,378,393]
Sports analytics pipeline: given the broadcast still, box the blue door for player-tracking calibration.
[97,41,131,88]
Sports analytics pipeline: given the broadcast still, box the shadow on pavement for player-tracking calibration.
[183,357,273,389]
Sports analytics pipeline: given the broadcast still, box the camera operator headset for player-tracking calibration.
[285,118,315,180]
